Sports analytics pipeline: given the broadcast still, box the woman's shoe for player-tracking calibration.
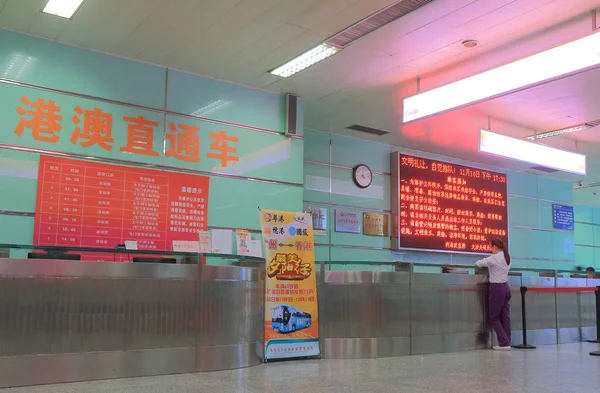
[493,346,511,351]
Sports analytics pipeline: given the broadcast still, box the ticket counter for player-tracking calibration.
[1,248,597,388]
[0,245,264,388]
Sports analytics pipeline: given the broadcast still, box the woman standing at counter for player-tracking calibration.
[475,239,512,351]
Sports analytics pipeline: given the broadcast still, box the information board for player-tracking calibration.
[393,153,508,253]
[552,204,574,231]
[33,156,209,259]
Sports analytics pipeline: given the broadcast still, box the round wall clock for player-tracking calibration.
[352,164,373,189]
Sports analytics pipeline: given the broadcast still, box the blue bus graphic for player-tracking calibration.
[271,304,312,333]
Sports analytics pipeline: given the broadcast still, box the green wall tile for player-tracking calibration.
[510,227,534,259]
[0,216,33,244]
[314,245,330,262]
[575,246,595,267]
[329,168,389,210]
[538,177,572,203]
[304,129,330,162]
[575,205,593,223]
[575,223,594,246]
[330,134,390,173]
[0,29,166,109]
[593,208,600,225]
[508,196,538,227]
[551,231,575,261]
[208,178,302,230]
[537,200,554,230]
[506,170,537,198]
[303,163,330,204]
[330,246,393,263]
[510,258,552,270]
[166,69,285,133]
[594,226,600,247]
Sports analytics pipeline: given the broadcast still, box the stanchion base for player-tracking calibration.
[586,340,600,343]
[513,344,536,349]
[590,351,600,356]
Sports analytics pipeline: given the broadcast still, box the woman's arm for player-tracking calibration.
[475,255,494,268]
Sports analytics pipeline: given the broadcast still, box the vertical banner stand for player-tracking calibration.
[259,208,321,362]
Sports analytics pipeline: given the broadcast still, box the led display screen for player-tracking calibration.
[396,154,508,253]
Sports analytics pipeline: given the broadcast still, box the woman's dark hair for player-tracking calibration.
[491,238,510,265]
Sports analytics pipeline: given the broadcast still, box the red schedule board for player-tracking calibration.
[394,153,508,253]
[33,156,209,255]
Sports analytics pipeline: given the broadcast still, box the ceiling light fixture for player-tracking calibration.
[525,123,595,140]
[479,129,586,175]
[462,40,479,48]
[270,44,340,78]
[42,0,86,19]
[404,32,600,123]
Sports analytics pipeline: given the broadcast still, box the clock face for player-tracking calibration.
[353,165,372,188]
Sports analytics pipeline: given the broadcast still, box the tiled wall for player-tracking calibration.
[0,29,583,269]
[0,29,303,254]
[304,129,576,270]
[573,205,600,269]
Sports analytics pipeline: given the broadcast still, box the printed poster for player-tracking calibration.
[259,209,320,360]
[236,229,250,255]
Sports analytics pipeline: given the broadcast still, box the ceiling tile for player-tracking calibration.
[82,0,168,53]
[0,0,45,30]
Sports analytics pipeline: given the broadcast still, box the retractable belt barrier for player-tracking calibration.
[514,286,600,356]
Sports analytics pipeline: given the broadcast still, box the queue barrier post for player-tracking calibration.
[590,286,600,356]
[586,285,600,344]
[513,286,536,350]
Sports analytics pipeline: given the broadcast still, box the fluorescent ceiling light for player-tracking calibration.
[43,0,86,19]
[525,123,595,140]
[479,129,586,175]
[270,44,340,78]
[404,32,600,123]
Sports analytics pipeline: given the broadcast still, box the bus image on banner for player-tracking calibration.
[271,305,312,333]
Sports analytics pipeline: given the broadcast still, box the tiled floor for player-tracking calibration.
[3,343,600,393]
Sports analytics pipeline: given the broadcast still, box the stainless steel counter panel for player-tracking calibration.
[516,277,556,346]
[318,271,410,358]
[556,277,587,343]
[580,278,599,341]
[410,273,490,355]
[0,348,196,388]
[506,276,523,346]
[0,259,264,388]
[411,272,486,286]
[324,270,410,284]
[587,278,600,340]
[199,268,264,347]
[0,258,198,279]
[0,273,198,356]
[202,264,260,282]
[2,258,597,386]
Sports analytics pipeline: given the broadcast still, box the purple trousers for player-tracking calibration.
[489,282,511,347]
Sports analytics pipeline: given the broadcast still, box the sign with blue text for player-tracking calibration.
[552,204,574,231]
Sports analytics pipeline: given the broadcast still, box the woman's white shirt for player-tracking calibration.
[475,252,510,283]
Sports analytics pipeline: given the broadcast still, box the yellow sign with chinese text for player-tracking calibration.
[259,209,320,360]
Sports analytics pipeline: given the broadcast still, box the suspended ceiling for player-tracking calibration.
[1,0,600,184]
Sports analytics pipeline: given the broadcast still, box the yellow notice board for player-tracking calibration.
[258,209,320,360]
